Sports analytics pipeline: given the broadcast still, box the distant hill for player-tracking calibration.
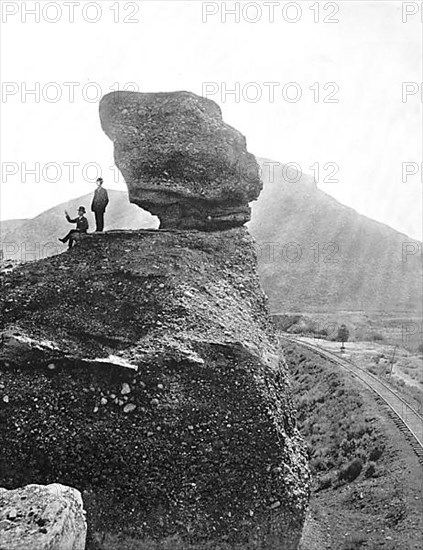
[0,219,28,239]
[249,158,422,314]
[2,163,421,314]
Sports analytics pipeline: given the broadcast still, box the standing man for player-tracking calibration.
[91,177,109,232]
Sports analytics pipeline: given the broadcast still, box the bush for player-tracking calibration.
[343,532,368,549]
[368,445,384,461]
[368,365,379,376]
[364,461,376,478]
[371,332,385,342]
[317,474,332,491]
[338,458,363,482]
[310,457,326,473]
[338,324,350,343]
[285,342,386,494]
[417,343,423,355]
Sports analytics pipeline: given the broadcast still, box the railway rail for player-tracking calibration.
[280,335,423,465]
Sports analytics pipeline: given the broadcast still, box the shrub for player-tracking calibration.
[337,324,350,343]
[364,461,376,478]
[317,474,332,491]
[368,445,384,461]
[371,332,385,342]
[310,457,326,473]
[343,532,368,549]
[284,342,386,493]
[338,458,363,482]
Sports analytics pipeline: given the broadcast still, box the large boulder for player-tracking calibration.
[0,229,309,549]
[0,483,86,550]
[99,91,262,230]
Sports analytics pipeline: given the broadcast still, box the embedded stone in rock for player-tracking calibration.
[99,90,262,230]
[0,484,87,550]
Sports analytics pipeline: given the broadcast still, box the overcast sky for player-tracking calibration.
[1,1,422,239]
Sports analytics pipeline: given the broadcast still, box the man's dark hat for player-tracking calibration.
[78,206,86,213]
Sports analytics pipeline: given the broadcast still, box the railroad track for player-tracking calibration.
[280,335,423,466]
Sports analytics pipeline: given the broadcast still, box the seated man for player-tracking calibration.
[59,206,89,249]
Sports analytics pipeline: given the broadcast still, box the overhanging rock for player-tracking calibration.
[99,91,262,230]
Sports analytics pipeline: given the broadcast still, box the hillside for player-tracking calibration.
[2,160,421,314]
[0,219,28,239]
[249,158,422,314]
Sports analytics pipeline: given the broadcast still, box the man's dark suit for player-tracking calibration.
[91,186,109,231]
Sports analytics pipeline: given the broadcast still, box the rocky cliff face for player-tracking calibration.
[0,229,309,548]
[0,91,309,549]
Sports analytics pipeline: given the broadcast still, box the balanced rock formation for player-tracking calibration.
[99,91,262,230]
[0,483,86,550]
[0,92,309,549]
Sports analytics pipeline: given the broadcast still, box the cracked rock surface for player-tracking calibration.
[0,483,86,550]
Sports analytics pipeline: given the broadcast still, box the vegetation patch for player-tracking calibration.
[283,342,386,491]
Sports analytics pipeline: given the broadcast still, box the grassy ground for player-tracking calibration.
[283,343,386,492]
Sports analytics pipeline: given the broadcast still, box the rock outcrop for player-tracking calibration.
[0,483,87,550]
[0,229,309,549]
[99,91,262,230]
[0,91,309,549]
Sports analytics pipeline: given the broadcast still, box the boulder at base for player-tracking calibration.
[99,91,262,230]
[0,483,87,550]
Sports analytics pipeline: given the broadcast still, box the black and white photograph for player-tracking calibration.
[0,1,422,549]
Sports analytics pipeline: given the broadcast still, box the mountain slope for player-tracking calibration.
[0,219,28,240]
[249,158,422,313]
